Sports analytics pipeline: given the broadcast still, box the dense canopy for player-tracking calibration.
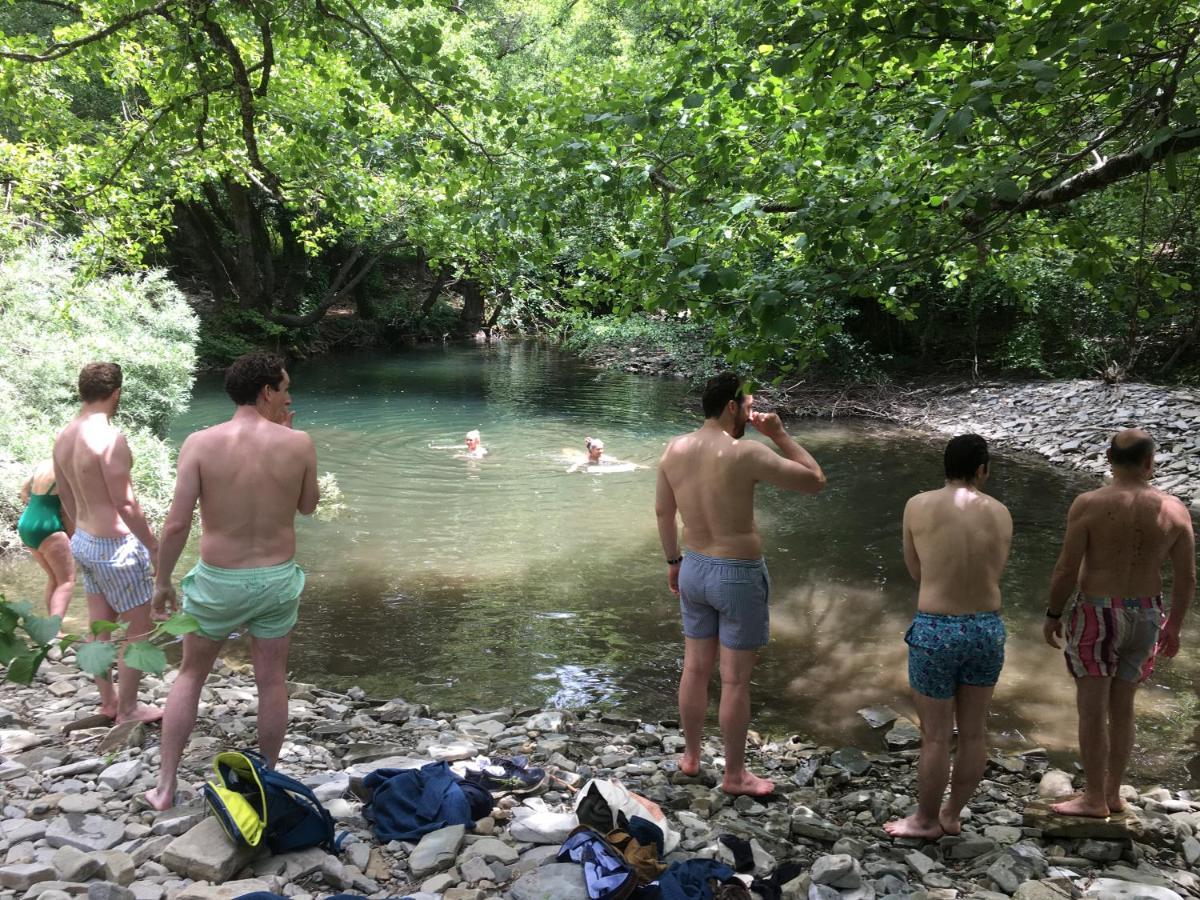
[2,0,1198,376]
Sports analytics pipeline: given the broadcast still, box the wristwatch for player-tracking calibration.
[666,555,683,566]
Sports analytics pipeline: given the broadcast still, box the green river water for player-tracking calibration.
[2,343,1196,779]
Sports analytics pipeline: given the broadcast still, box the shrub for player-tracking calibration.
[0,240,199,549]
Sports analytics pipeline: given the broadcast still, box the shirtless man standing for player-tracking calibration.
[144,352,319,810]
[1044,428,1194,818]
[53,362,162,723]
[656,372,826,797]
[885,435,1013,840]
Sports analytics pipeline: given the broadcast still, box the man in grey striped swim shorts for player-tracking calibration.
[657,372,826,798]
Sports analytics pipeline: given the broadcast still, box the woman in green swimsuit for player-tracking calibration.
[17,460,75,619]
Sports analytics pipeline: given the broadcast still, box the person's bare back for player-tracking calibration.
[54,415,155,548]
[904,487,1013,614]
[1071,483,1192,598]
[182,416,318,568]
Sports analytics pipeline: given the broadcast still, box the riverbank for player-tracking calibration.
[574,338,1200,509]
[3,651,1200,900]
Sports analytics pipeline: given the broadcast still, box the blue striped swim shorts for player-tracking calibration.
[70,528,153,613]
[678,551,770,650]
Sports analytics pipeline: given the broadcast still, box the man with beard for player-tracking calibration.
[656,372,826,796]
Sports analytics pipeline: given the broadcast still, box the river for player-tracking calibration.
[2,343,1196,780]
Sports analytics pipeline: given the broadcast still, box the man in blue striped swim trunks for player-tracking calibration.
[144,353,320,811]
[657,372,826,797]
[1044,429,1194,819]
[54,362,163,724]
[884,435,1013,841]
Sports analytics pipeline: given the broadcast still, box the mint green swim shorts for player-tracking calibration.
[181,559,304,640]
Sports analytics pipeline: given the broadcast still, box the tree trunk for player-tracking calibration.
[458,279,485,336]
[420,266,452,317]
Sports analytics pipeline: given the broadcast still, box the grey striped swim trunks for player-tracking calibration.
[70,528,153,613]
[678,550,770,650]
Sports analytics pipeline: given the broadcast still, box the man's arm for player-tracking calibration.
[1160,504,1196,658]
[902,498,921,583]
[655,456,682,595]
[101,434,158,553]
[746,413,826,494]
[1045,495,1089,647]
[296,433,320,516]
[153,437,201,614]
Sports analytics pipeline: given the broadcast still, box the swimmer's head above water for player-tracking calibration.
[585,436,604,463]
[465,429,482,452]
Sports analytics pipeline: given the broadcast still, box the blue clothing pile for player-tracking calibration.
[362,761,489,842]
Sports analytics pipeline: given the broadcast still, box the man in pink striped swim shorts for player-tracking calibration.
[1045,429,1195,818]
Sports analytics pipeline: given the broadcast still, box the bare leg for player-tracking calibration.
[678,636,718,776]
[1105,678,1138,813]
[114,602,164,724]
[29,549,56,616]
[1053,676,1112,817]
[86,592,119,719]
[37,533,75,621]
[941,684,994,834]
[886,691,955,840]
[251,633,293,767]
[145,633,225,810]
[718,644,773,796]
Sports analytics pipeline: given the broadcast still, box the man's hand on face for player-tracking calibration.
[281,409,295,428]
[749,411,786,441]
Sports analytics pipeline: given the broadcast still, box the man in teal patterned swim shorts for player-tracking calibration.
[885,435,1013,841]
[144,352,320,811]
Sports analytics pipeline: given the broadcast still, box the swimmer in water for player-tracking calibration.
[459,429,488,459]
[566,437,640,473]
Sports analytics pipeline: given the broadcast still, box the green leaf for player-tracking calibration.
[683,93,704,109]
[123,641,167,674]
[0,632,22,666]
[665,235,693,250]
[946,107,974,139]
[619,249,642,260]
[924,108,948,138]
[155,613,200,638]
[730,195,757,215]
[75,641,119,678]
[23,615,61,646]
[994,179,1021,203]
[5,650,43,685]
[91,620,124,636]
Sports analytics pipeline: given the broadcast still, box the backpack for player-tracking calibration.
[203,750,336,854]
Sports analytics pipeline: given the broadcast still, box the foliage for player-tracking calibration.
[0,594,199,684]
[0,239,198,546]
[2,0,1199,378]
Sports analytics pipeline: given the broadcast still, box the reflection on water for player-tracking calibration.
[1,343,1196,780]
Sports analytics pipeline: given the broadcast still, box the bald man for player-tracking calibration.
[1045,429,1195,818]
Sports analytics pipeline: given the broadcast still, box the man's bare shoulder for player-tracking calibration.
[1155,490,1193,527]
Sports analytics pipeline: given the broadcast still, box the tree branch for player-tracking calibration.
[0,0,172,62]
[268,242,404,327]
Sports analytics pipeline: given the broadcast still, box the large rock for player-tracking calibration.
[461,837,519,865]
[987,843,1049,895]
[0,864,57,890]
[174,879,274,900]
[1023,802,1144,840]
[792,808,842,843]
[50,847,100,883]
[857,707,900,729]
[508,862,589,900]
[97,760,142,791]
[508,812,577,845]
[884,719,921,751]
[812,855,861,889]
[45,816,126,852]
[830,748,871,776]
[1014,881,1074,900]
[87,883,135,900]
[94,852,135,887]
[1037,770,1075,799]
[1077,840,1125,862]
[408,824,466,878]
[161,818,260,883]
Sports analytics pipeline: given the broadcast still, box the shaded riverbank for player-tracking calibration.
[3,652,1200,900]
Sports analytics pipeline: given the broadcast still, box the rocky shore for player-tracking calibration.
[580,338,1200,509]
[3,651,1200,900]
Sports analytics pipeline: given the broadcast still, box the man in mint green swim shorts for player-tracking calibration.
[144,352,320,811]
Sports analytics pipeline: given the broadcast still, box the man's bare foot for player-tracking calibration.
[679,751,701,777]
[142,788,175,812]
[884,814,944,840]
[1052,795,1110,818]
[99,703,118,720]
[1106,795,1128,815]
[722,771,775,797]
[939,807,963,836]
[116,705,164,725]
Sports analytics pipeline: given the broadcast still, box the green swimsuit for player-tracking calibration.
[17,485,64,549]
